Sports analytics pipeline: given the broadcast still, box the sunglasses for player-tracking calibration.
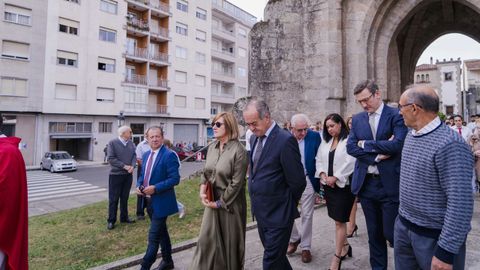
[211,122,224,128]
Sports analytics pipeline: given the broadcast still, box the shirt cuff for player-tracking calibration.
[357,141,365,149]
[434,244,454,265]
[374,155,381,163]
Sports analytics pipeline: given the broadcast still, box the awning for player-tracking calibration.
[50,134,93,139]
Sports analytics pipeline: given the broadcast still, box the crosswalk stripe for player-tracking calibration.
[28,179,83,186]
[28,183,92,191]
[29,189,107,202]
[29,186,105,198]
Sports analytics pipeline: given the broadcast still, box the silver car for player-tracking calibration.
[40,151,77,173]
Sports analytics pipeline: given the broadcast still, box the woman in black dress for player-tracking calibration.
[315,113,356,270]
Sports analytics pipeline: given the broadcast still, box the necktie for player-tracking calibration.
[143,151,155,187]
[369,113,376,139]
[253,136,266,172]
[458,128,462,135]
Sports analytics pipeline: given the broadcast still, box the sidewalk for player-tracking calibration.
[91,196,480,270]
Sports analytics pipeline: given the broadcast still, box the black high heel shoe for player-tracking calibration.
[346,225,358,238]
[341,243,353,260]
[328,254,342,270]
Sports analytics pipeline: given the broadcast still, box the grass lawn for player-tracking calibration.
[29,177,251,270]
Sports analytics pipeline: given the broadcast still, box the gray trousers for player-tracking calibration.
[394,216,466,270]
[289,177,315,250]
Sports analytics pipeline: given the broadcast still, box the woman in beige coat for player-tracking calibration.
[189,112,248,270]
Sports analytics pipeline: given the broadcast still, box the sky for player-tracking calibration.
[227,1,480,66]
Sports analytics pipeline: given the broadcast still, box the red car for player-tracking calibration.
[171,146,194,162]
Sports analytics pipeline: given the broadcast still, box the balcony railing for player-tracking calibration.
[211,0,256,27]
[212,26,235,37]
[124,74,147,85]
[150,27,169,39]
[212,69,235,77]
[212,48,235,57]
[150,51,169,63]
[149,78,168,88]
[148,104,168,114]
[125,47,148,59]
[151,1,170,13]
[127,17,149,31]
[212,91,235,98]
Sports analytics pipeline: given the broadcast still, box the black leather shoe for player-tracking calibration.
[156,260,174,270]
[107,222,114,230]
[120,218,135,224]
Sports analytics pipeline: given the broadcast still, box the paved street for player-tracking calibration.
[28,161,205,217]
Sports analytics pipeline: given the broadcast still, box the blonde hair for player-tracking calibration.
[212,112,239,141]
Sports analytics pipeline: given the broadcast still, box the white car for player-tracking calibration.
[40,151,77,173]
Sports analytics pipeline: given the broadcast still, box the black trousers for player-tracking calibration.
[108,174,133,223]
[257,220,294,270]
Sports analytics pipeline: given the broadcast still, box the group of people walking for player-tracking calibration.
[104,80,474,270]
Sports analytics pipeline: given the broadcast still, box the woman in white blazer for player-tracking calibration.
[315,113,356,270]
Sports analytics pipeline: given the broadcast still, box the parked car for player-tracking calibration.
[171,146,194,162]
[193,145,208,160]
[40,151,77,173]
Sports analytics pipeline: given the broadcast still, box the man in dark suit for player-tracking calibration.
[243,98,306,270]
[137,126,180,270]
[287,114,321,263]
[346,80,408,270]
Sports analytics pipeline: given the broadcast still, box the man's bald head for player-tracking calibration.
[401,85,439,114]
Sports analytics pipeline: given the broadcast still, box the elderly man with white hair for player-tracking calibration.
[287,113,321,263]
[106,125,137,230]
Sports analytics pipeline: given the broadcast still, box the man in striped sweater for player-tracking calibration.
[395,85,474,270]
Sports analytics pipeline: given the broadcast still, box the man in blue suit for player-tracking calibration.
[137,126,180,270]
[346,80,407,270]
[287,114,321,263]
[243,98,306,270]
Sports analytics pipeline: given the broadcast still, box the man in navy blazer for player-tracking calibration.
[287,114,321,263]
[346,80,407,270]
[137,126,180,270]
[243,98,306,270]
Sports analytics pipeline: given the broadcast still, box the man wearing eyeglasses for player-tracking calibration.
[286,114,321,263]
[394,85,473,270]
[346,80,408,270]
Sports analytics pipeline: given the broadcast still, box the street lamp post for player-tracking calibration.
[117,111,126,127]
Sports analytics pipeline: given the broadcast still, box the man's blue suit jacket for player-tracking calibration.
[346,105,408,199]
[249,124,306,228]
[304,129,321,192]
[137,145,180,219]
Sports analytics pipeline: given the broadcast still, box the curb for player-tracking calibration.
[89,204,325,270]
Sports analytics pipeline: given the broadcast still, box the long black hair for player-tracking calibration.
[322,113,349,143]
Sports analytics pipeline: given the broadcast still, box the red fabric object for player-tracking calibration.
[0,137,28,270]
[458,127,462,135]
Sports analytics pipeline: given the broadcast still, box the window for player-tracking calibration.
[175,22,188,36]
[57,50,78,67]
[4,4,31,26]
[99,27,116,42]
[175,71,187,83]
[416,74,420,82]
[99,122,113,133]
[238,67,247,77]
[96,87,115,102]
[174,95,186,108]
[64,0,80,3]
[195,98,205,110]
[55,84,77,100]
[195,52,206,64]
[58,17,79,35]
[196,8,207,20]
[421,74,425,82]
[237,87,247,97]
[211,103,220,115]
[426,74,430,82]
[444,72,452,81]
[238,27,247,38]
[1,40,29,60]
[196,30,206,42]
[98,57,115,72]
[124,87,148,112]
[238,47,247,58]
[195,75,206,87]
[176,0,188,12]
[100,0,117,14]
[0,77,27,96]
[211,83,219,95]
[175,46,187,59]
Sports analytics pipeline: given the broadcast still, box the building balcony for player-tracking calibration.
[150,27,169,41]
[150,1,170,17]
[211,70,235,84]
[211,0,256,27]
[211,49,235,63]
[211,92,235,104]
[124,47,148,62]
[126,17,149,34]
[126,0,149,11]
[212,26,235,42]
[148,104,168,114]
[149,78,169,90]
[149,52,169,66]
[123,74,147,85]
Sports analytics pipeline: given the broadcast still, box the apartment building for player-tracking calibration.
[0,0,256,165]
[463,59,480,117]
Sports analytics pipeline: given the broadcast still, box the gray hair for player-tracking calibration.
[117,125,131,136]
[290,114,311,127]
[244,97,270,119]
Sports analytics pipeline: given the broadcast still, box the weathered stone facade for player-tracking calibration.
[249,0,480,123]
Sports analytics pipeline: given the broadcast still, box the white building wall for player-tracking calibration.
[438,63,462,115]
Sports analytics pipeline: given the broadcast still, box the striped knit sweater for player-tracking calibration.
[399,123,473,263]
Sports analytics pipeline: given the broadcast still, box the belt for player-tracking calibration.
[365,173,380,179]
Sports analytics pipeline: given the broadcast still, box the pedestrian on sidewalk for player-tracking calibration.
[189,112,248,270]
[243,98,306,270]
[137,126,180,270]
[0,115,29,270]
[286,114,321,264]
[106,125,137,230]
[103,144,108,163]
[394,85,474,270]
[316,113,356,270]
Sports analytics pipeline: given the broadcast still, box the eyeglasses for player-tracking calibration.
[293,128,308,133]
[398,103,423,110]
[355,93,374,104]
[211,122,224,128]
